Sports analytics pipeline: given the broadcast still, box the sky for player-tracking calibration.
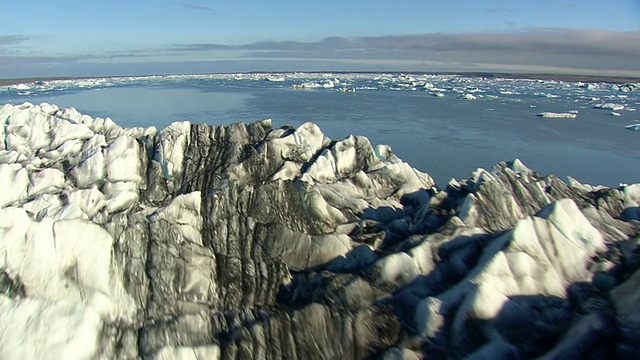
[1,0,639,78]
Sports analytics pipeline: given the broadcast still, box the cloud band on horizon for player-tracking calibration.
[2,28,639,78]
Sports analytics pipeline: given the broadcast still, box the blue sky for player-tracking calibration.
[1,0,639,78]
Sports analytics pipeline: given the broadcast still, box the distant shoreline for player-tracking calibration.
[1,72,639,87]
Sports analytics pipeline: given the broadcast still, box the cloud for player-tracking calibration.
[0,35,29,46]
[485,7,510,13]
[0,54,91,66]
[181,3,212,12]
[168,28,640,73]
[3,28,640,77]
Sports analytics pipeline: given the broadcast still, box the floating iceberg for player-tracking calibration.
[536,92,560,98]
[625,123,640,131]
[595,103,625,111]
[291,82,322,89]
[536,112,577,118]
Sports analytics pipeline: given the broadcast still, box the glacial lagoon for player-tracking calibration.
[2,72,639,187]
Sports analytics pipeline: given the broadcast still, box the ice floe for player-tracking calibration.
[536,112,577,118]
[595,103,625,111]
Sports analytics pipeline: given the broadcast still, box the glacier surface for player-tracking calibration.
[0,102,639,359]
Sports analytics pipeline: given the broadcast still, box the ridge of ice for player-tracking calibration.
[0,102,638,358]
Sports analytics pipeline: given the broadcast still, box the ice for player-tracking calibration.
[459,93,477,100]
[55,107,84,124]
[105,135,143,184]
[22,193,63,217]
[0,163,29,207]
[373,252,418,288]
[595,103,625,111]
[102,181,138,214]
[625,123,640,131]
[291,82,322,89]
[0,207,134,320]
[271,122,328,163]
[0,296,102,360]
[28,168,66,197]
[610,111,622,117]
[264,76,285,82]
[154,121,190,181]
[150,191,202,244]
[537,112,577,118]
[152,345,221,360]
[66,187,107,218]
[446,198,606,346]
[51,122,94,149]
[271,161,301,181]
[1,101,639,357]
[72,148,105,188]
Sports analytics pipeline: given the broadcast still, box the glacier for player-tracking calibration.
[0,102,639,359]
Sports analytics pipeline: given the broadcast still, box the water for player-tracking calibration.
[2,73,639,187]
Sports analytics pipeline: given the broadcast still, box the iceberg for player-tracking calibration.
[595,103,625,111]
[625,123,640,131]
[0,103,639,359]
[458,93,477,100]
[290,82,322,89]
[536,112,577,118]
